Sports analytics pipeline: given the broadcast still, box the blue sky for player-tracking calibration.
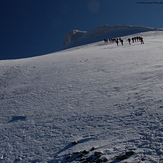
[1,0,163,60]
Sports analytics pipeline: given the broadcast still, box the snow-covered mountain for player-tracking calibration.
[62,25,162,49]
[1,28,163,162]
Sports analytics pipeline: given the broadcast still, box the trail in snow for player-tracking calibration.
[0,31,163,162]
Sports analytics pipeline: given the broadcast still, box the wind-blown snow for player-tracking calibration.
[1,30,163,162]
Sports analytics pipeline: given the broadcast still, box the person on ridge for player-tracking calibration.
[119,38,123,45]
[140,37,144,44]
[128,38,131,45]
[116,39,119,46]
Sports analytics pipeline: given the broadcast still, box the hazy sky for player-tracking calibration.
[1,0,163,59]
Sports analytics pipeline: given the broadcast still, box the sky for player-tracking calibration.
[1,0,163,60]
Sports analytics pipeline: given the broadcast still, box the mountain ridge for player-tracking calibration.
[62,25,163,49]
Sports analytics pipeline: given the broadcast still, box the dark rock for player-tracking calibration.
[86,156,93,161]
[80,158,86,161]
[72,141,78,145]
[66,155,71,160]
[126,151,135,156]
[81,160,88,163]
[95,158,103,163]
[101,157,108,162]
[90,147,96,151]
[116,154,127,160]
[77,153,84,158]
[82,150,89,154]
[94,151,103,156]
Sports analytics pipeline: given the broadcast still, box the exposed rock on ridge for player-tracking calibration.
[63,30,86,47]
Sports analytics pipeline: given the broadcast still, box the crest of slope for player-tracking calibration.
[62,25,162,49]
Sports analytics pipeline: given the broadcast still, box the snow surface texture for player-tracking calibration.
[1,30,163,162]
[62,25,161,49]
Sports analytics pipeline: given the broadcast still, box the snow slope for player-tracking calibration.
[1,30,163,162]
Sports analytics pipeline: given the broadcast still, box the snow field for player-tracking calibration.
[0,31,163,162]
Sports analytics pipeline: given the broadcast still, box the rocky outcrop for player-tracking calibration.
[63,30,86,47]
